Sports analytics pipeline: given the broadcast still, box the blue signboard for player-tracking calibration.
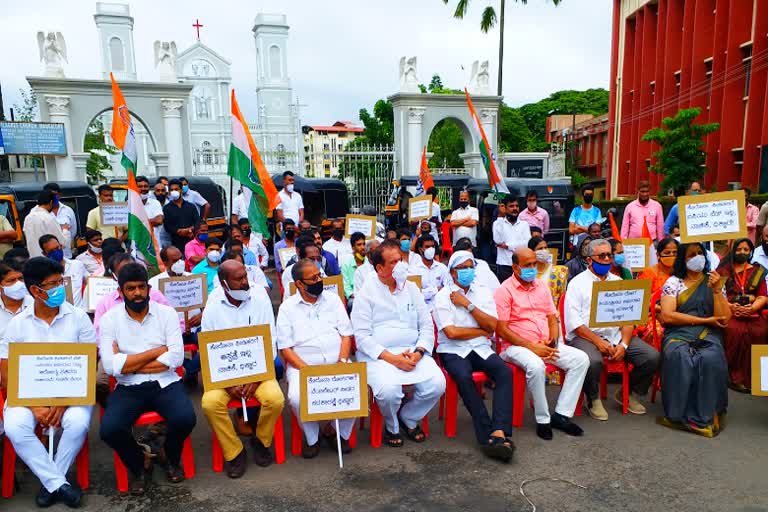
[0,121,67,156]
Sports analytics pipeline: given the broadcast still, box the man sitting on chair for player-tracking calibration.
[351,240,446,447]
[495,248,589,440]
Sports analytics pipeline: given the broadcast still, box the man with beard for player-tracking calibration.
[620,180,663,241]
[492,196,531,284]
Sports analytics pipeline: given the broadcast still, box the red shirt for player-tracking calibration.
[493,274,556,351]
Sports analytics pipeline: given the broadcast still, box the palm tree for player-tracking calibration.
[443,0,562,96]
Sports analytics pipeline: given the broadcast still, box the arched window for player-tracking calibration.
[201,141,213,164]
[276,143,286,167]
[269,45,281,79]
[109,37,125,71]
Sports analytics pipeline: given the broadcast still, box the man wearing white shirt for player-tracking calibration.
[353,239,380,294]
[44,183,78,259]
[277,258,356,458]
[23,191,66,259]
[237,218,269,268]
[276,171,304,226]
[493,196,531,284]
[181,177,210,220]
[77,231,105,277]
[434,251,514,462]
[201,260,284,475]
[564,239,660,421]
[39,234,88,310]
[323,218,353,262]
[137,176,165,249]
[752,226,768,283]
[1,257,96,507]
[408,234,451,308]
[282,236,326,301]
[351,240,446,446]
[450,190,479,247]
[99,263,196,493]
[231,188,248,224]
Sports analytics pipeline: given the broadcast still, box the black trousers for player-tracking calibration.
[100,380,196,476]
[440,352,513,444]
[496,265,513,284]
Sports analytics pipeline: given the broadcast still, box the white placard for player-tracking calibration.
[306,373,362,416]
[623,244,646,270]
[86,277,118,311]
[159,274,207,312]
[100,202,129,226]
[762,357,768,392]
[595,289,645,324]
[17,354,89,399]
[684,200,739,237]
[408,196,432,221]
[346,216,375,239]
[206,336,269,384]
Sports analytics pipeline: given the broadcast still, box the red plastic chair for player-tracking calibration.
[289,411,358,456]
[1,390,89,498]
[211,398,285,470]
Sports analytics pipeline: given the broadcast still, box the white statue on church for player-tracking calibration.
[153,40,178,81]
[399,56,419,93]
[37,31,67,77]
[469,60,491,95]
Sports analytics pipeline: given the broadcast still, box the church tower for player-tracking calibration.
[94,2,137,81]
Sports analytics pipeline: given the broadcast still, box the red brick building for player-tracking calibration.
[607,0,768,199]
[547,114,610,185]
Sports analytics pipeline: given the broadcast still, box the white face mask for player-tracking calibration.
[423,247,436,261]
[140,193,149,201]
[2,281,28,301]
[535,249,552,265]
[169,190,181,201]
[224,282,250,301]
[89,244,102,254]
[207,250,221,263]
[286,184,294,193]
[686,254,707,273]
[392,261,409,289]
[170,260,186,275]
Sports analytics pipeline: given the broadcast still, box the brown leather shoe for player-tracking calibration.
[225,448,248,479]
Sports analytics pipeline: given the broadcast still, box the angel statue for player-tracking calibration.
[154,40,178,81]
[469,60,491,95]
[399,56,419,93]
[37,31,67,77]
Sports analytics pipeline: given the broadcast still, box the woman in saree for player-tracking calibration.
[658,242,730,437]
[528,236,568,306]
[636,238,679,345]
[716,238,768,392]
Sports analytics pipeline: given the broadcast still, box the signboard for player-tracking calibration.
[621,238,651,272]
[99,202,129,227]
[289,274,345,302]
[345,214,376,240]
[86,276,118,312]
[506,159,544,179]
[408,195,432,222]
[589,279,652,327]
[278,247,296,271]
[751,345,768,397]
[198,325,275,391]
[299,363,368,422]
[0,121,66,156]
[158,274,208,312]
[6,343,97,407]
[679,190,747,243]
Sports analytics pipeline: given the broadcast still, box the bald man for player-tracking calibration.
[494,248,588,440]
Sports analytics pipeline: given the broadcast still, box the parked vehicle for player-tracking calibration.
[269,174,349,241]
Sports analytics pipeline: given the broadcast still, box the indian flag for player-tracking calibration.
[416,145,435,196]
[464,88,510,196]
[228,90,280,238]
[109,73,159,268]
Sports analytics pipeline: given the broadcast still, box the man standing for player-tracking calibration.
[493,196,531,284]
[564,239,660,421]
[99,263,196,493]
[153,180,168,206]
[87,184,124,239]
[351,240,446,446]
[153,181,172,249]
[43,183,78,258]
[163,179,200,252]
[231,187,248,224]
[23,191,65,258]
[276,171,304,226]
[408,234,451,309]
[450,190,479,247]
[77,231,105,276]
[621,180,664,241]
[180,177,210,220]
[201,260,284,474]
[568,184,602,246]
[1,257,95,507]
[323,218,352,262]
[277,258,355,458]
[434,251,515,461]
[518,191,550,235]
[0,212,16,260]
[136,176,164,249]
[664,181,702,236]
[39,235,88,310]
[184,222,210,271]
[495,248,588,440]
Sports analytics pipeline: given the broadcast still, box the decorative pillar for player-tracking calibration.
[407,107,426,175]
[161,99,185,176]
[480,108,497,151]
[45,95,77,181]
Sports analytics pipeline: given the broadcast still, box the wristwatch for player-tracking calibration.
[467,303,476,313]
[414,347,428,357]
[619,341,629,351]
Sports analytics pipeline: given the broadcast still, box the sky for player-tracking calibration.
[0,0,612,126]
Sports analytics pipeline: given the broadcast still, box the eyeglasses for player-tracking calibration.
[302,274,322,284]
[37,279,64,290]
[592,252,613,261]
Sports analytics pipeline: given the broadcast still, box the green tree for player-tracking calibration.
[428,119,465,169]
[641,107,719,192]
[354,99,394,146]
[83,118,117,185]
[498,104,531,152]
[443,0,562,96]
[12,88,44,168]
[428,74,444,92]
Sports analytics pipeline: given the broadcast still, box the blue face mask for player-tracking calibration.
[519,267,538,282]
[182,185,190,194]
[52,196,60,207]
[47,249,64,262]
[400,240,411,252]
[614,254,625,267]
[197,233,208,242]
[456,267,476,287]
[592,261,612,276]
[42,284,66,308]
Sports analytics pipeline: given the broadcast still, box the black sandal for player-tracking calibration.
[483,435,515,462]
[398,418,427,443]
[383,428,404,447]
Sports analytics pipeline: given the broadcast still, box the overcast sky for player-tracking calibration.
[0,0,611,126]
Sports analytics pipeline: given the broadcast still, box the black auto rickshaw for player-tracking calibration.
[269,174,350,241]
[384,174,471,231]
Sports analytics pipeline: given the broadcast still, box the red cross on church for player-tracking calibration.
[193,19,203,40]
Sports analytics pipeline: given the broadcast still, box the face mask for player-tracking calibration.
[155,193,166,203]
[517,267,536,282]
[41,284,66,308]
[400,240,411,252]
[659,255,676,268]
[733,253,749,264]
[686,254,706,272]
[197,233,209,242]
[583,195,594,204]
[285,230,296,240]
[182,185,190,194]
[52,196,60,207]
[207,250,221,263]
[332,228,344,240]
[527,201,537,210]
[423,247,436,261]
[286,184,295,193]
[304,280,324,297]
[170,190,181,201]
[459,200,469,209]
[224,282,250,301]
[47,249,64,262]
[689,190,700,196]
[170,260,186,275]
[89,244,102,254]
[591,261,612,276]
[392,261,409,289]
[535,249,552,264]
[506,214,518,223]
[125,296,149,313]
[3,281,28,301]
[355,252,365,262]
[140,193,150,201]
[614,254,626,267]
[456,267,476,287]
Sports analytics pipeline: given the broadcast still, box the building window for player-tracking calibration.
[650,81,655,96]
[704,58,714,108]
[201,141,213,165]
[276,143,286,167]
[741,44,753,99]
[109,37,125,71]
[269,45,282,79]
[324,164,331,178]
[674,71,681,93]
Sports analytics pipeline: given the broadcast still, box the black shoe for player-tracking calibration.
[225,448,248,479]
[35,485,56,507]
[482,435,515,462]
[302,440,321,459]
[251,437,274,467]
[323,431,352,454]
[128,467,152,495]
[55,483,82,508]
[536,423,553,441]
[552,412,584,436]
[166,464,186,484]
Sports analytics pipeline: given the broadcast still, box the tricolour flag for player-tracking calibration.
[416,146,435,196]
[228,90,280,238]
[109,73,159,268]
[465,88,509,196]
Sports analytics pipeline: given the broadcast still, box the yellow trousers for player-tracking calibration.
[201,379,284,461]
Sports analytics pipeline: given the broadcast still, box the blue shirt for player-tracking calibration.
[568,205,602,243]
[664,204,679,235]
[191,259,219,293]
[242,247,258,266]
[322,249,341,276]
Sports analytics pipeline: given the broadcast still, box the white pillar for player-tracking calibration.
[161,99,185,175]
[480,108,497,151]
[45,95,77,181]
[407,107,426,176]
